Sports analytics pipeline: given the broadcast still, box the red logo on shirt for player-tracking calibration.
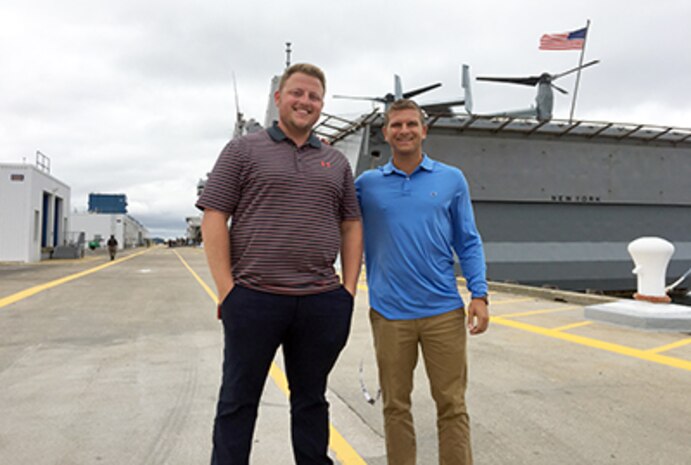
[320,161,332,168]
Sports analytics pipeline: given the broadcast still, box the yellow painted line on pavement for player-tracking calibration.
[489,297,536,306]
[644,337,691,355]
[498,305,579,319]
[176,250,369,465]
[268,363,368,465]
[355,279,691,373]
[551,321,593,332]
[328,425,369,465]
[268,363,290,393]
[492,316,691,372]
[173,250,217,303]
[0,249,151,310]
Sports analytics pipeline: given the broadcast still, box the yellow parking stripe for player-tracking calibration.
[173,250,217,303]
[644,337,691,355]
[0,249,150,310]
[489,297,536,306]
[492,316,691,372]
[328,426,369,465]
[354,278,691,372]
[498,305,579,319]
[175,250,368,465]
[269,364,367,465]
[551,321,593,332]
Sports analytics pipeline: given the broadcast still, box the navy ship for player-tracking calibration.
[317,109,691,293]
[227,56,691,295]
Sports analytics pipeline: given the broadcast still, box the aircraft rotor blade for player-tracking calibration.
[551,83,569,95]
[421,99,466,114]
[232,72,241,116]
[332,95,387,104]
[553,59,601,80]
[402,82,442,99]
[477,76,540,87]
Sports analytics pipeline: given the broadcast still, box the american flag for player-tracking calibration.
[539,27,587,50]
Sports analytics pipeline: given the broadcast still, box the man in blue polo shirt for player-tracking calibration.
[355,99,489,465]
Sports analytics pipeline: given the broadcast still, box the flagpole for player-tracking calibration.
[569,19,590,123]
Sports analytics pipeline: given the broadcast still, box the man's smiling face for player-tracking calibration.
[274,72,324,136]
[383,108,428,157]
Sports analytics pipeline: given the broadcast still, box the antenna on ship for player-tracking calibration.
[285,42,292,68]
[232,72,246,138]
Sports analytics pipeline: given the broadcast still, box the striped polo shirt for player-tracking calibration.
[196,123,361,296]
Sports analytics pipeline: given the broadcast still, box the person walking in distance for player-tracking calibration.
[106,235,118,261]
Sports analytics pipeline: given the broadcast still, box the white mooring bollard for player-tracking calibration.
[627,237,674,303]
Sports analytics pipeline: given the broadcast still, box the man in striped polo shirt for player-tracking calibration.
[197,63,363,465]
[356,99,489,465]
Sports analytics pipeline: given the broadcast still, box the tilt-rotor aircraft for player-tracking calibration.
[333,73,467,116]
[475,59,600,121]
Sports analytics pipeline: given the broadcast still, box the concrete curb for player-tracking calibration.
[486,281,619,306]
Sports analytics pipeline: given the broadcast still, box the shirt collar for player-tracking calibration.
[268,121,322,148]
[380,153,435,176]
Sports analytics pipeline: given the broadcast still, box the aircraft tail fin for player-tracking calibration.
[461,64,473,114]
[394,74,403,100]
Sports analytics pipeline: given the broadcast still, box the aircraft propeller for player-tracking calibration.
[476,59,600,95]
[333,75,442,105]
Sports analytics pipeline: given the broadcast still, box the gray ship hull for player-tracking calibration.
[328,114,691,292]
[475,201,691,291]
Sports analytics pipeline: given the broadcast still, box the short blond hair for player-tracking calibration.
[278,63,326,93]
[384,99,427,126]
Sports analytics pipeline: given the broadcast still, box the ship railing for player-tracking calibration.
[434,113,691,146]
[314,109,381,144]
[316,108,691,146]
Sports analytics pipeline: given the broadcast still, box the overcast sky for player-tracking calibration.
[2,0,690,238]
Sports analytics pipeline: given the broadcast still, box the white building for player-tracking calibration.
[71,212,148,250]
[0,163,70,262]
[186,215,201,244]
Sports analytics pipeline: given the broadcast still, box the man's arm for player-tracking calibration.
[451,175,489,335]
[340,219,363,296]
[201,208,234,302]
[467,299,489,335]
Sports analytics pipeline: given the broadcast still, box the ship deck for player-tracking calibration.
[1,247,690,465]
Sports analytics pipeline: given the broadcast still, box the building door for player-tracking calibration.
[41,192,50,248]
[53,196,63,246]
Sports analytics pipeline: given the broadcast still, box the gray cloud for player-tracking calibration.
[2,0,690,238]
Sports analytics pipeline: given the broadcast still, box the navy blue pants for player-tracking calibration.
[210,285,354,465]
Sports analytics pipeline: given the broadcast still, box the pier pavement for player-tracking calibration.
[1,246,689,465]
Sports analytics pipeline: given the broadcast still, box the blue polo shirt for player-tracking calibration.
[355,155,487,320]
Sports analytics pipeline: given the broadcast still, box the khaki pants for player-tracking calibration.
[370,308,472,465]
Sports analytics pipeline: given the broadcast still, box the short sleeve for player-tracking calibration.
[195,138,248,215]
[340,162,361,221]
